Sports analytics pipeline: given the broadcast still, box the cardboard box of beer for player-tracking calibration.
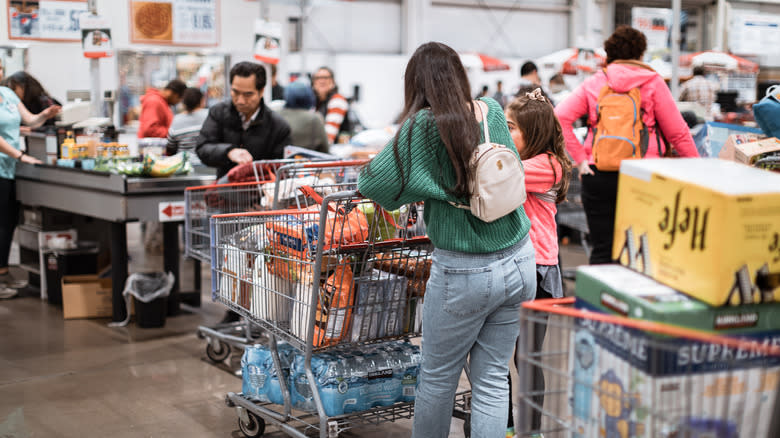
[569,325,779,438]
[613,159,780,307]
[570,266,780,437]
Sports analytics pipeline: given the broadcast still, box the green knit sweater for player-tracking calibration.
[357,97,531,253]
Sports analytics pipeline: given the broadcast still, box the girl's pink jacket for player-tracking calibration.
[523,154,563,266]
[554,61,699,165]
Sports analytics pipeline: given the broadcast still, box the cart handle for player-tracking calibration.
[185,179,276,191]
[298,159,369,169]
[211,209,316,219]
[333,235,431,251]
[522,297,780,357]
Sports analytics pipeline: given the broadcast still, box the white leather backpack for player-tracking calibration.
[449,101,527,222]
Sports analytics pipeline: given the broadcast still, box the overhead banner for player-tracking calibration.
[130,0,218,46]
[8,0,87,41]
[254,20,281,65]
[80,13,112,58]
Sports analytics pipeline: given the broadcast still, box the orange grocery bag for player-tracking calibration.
[313,265,355,346]
[298,186,370,249]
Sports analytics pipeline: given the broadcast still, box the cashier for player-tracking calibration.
[196,61,292,178]
[0,84,60,298]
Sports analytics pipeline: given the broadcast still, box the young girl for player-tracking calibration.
[505,88,571,438]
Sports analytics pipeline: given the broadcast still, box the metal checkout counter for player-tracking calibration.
[15,163,215,322]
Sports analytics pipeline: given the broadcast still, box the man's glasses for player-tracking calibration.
[312,75,332,81]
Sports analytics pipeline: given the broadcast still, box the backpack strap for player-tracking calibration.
[532,189,558,204]
[448,100,490,210]
[656,125,676,157]
[476,99,490,143]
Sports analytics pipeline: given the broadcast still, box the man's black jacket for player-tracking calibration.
[196,100,292,178]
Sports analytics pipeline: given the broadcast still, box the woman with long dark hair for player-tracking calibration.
[358,42,536,438]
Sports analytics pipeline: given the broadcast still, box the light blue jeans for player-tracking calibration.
[412,235,536,438]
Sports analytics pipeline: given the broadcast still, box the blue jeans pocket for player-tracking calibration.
[512,251,536,302]
[442,266,492,316]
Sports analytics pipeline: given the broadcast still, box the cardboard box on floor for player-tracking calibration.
[613,159,780,307]
[62,272,133,319]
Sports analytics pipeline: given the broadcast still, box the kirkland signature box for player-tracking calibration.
[612,158,780,307]
[574,265,780,336]
[570,266,780,437]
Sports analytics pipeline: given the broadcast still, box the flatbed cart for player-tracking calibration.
[186,160,368,364]
[513,297,780,438]
[210,190,471,437]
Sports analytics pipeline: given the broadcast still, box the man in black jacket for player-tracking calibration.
[196,61,292,178]
[197,62,291,324]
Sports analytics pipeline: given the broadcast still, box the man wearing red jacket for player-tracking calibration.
[137,79,186,138]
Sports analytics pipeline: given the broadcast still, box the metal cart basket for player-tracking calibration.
[185,159,288,264]
[209,190,468,437]
[187,160,368,364]
[514,297,780,438]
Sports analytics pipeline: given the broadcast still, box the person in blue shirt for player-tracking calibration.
[0,85,60,298]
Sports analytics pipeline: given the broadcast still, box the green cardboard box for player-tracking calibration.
[574,264,780,335]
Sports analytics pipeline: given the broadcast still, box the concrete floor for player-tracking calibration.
[0,223,588,438]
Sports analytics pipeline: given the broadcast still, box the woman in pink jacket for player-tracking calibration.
[554,26,698,264]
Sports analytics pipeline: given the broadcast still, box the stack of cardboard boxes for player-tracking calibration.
[570,159,780,437]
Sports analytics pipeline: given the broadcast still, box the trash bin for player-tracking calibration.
[44,242,99,306]
[120,272,175,328]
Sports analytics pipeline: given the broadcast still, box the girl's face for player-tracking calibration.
[505,111,525,153]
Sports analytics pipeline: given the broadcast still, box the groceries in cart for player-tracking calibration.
[288,341,421,416]
[212,193,432,349]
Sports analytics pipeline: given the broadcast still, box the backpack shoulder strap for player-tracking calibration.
[475,99,490,143]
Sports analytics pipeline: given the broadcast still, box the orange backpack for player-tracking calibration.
[591,71,650,171]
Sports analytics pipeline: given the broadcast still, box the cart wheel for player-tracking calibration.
[206,342,231,362]
[237,412,265,438]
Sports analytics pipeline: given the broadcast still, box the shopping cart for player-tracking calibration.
[209,190,469,437]
[514,297,780,438]
[188,159,368,364]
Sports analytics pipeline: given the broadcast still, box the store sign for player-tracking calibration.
[632,7,672,52]
[130,0,218,46]
[254,19,281,65]
[158,201,186,222]
[730,14,780,57]
[7,0,87,41]
[80,13,112,58]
